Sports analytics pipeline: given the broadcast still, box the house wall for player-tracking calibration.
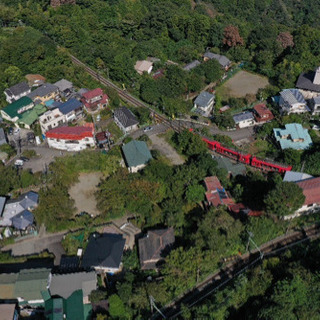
[5,89,31,104]
[282,203,320,220]
[114,117,138,133]
[39,110,66,134]
[238,119,255,128]
[47,136,95,151]
[129,163,146,173]
[94,266,121,274]
[0,102,34,123]
[280,97,308,114]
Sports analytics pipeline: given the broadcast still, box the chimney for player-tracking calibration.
[313,67,320,85]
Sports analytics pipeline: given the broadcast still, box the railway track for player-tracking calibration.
[151,223,320,319]
[70,54,186,133]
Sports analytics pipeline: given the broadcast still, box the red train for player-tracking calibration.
[201,136,292,174]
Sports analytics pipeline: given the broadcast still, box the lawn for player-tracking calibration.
[107,121,124,141]
[216,70,269,100]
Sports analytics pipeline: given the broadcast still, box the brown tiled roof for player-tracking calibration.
[138,228,175,270]
[296,177,320,205]
[204,176,234,207]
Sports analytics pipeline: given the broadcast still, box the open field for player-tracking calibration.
[69,172,103,216]
[217,70,269,100]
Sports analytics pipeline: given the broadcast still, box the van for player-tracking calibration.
[14,159,24,166]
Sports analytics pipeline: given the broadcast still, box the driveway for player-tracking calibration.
[130,123,168,139]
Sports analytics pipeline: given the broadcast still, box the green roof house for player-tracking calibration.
[122,140,152,172]
[17,104,47,129]
[273,123,312,150]
[0,96,34,124]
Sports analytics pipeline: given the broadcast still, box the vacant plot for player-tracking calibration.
[218,71,269,99]
[69,172,103,216]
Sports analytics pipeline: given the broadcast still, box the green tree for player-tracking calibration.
[185,184,205,203]
[264,181,305,217]
[108,294,129,319]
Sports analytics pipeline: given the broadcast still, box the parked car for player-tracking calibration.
[27,132,35,141]
[8,127,13,135]
[14,159,24,166]
[20,156,29,162]
[143,126,153,132]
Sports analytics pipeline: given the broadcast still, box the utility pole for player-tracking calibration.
[149,295,166,319]
[247,231,264,260]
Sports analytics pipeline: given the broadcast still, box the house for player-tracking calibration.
[0,128,7,146]
[25,74,46,87]
[81,88,109,112]
[48,271,97,301]
[0,197,5,217]
[27,83,59,104]
[296,67,320,98]
[11,210,34,230]
[45,290,92,320]
[183,60,201,72]
[294,177,320,215]
[309,96,320,115]
[233,111,255,128]
[122,140,152,173]
[194,91,215,117]
[39,108,67,134]
[4,82,31,103]
[203,52,231,70]
[0,191,38,228]
[16,104,47,129]
[134,60,153,75]
[96,131,111,147]
[54,79,74,98]
[279,89,310,114]
[14,268,51,306]
[81,233,126,274]
[46,124,95,152]
[204,176,235,208]
[283,171,313,182]
[273,123,312,150]
[0,97,34,124]
[253,104,274,123]
[114,107,139,133]
[0,303,19,320]
[58,98,83,122]
[138,228,175,270]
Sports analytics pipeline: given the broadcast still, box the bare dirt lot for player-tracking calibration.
[69,172,103,216]
[149,135,184,165]
[219,70,269,98]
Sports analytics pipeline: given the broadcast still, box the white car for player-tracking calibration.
[143,126,153,132]
[14,128,20,134]
[14,159,24,166]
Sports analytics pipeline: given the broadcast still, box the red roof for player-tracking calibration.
[46,123,94,140]
[204,176,234,207]
[82,88,103,100]
[253,104,274,122]
[296,177,320,205]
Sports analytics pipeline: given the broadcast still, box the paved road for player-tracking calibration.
[2,230,67,265]
[130,123,168,139]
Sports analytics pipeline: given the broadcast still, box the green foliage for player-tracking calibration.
[304,151,320,175]
[89,290,108,304]
[214,113,235,129]
[174,130,207,157]
[0,144,16,158]
[185,184,205,203]
[108,294,130,319]
[22,149,37,158]
[280,148,302,170]
[264,181,305,217]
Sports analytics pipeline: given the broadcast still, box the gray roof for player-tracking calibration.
[81,233,126,270]
[280,89,306,105]
[27,83,58,100]
[5,82,30,98]
[122,140,152,168]
[139,228,175,270]
[114,107,139,128]
[54,79,73,92]
[49,271,96,299]
[183,60,201,71]
[204,52,231,67]
[194,91,215,108]
[18,191,38,210]
[11,209,34,230]
[233,111,254,123]
[296,71,320,93]
[311,96,320,105]
[0,128,7,146]
[214,156,246,176]
[0,197,6,216]
[283,171,313,182]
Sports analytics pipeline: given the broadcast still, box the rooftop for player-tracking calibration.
[283,171,313,182]
[280,89,307,106]
[58,98,82,115]
[5,82,30,97]
[122,140,152,168]
[204,176,234,207]
[18,104,47,126]
[296,70,320,92]
[0,304,16,320]
[25,74,46,86]
[273,123,312,150]
[183,60,201,71]
[54,79,73,92]
[11,210,34,230]
[134,60,153,74]
[204,52,231,67]
[27,83,58,100]
[296,177,320,206]
[2,96,33,119]
[82,88,103,100]
[81,233,126,270]
[114,107,139,129]
[233,111,254,123]
[214,156,246,176]
[194,91,215,108]
[46,124,94,140]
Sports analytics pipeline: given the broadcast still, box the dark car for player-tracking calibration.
[27,132,35,140]
[20,156,29,162]
[8,127,14,135]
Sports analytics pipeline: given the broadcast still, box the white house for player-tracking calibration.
[0,97,34,124]
[279,89,310,114]
[114,107,139,133]
[309,96,320,115]
[233,111,255,128]
[134,60,153,75]
[4,82,31,103]
[39,108,66,134]
[193,91,215,117]
[45,124,95,151]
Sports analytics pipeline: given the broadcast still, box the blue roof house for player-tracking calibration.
[279,89,310,114]
[194,92,215,117]
[273,123,312,150]
[58,98,83,122]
